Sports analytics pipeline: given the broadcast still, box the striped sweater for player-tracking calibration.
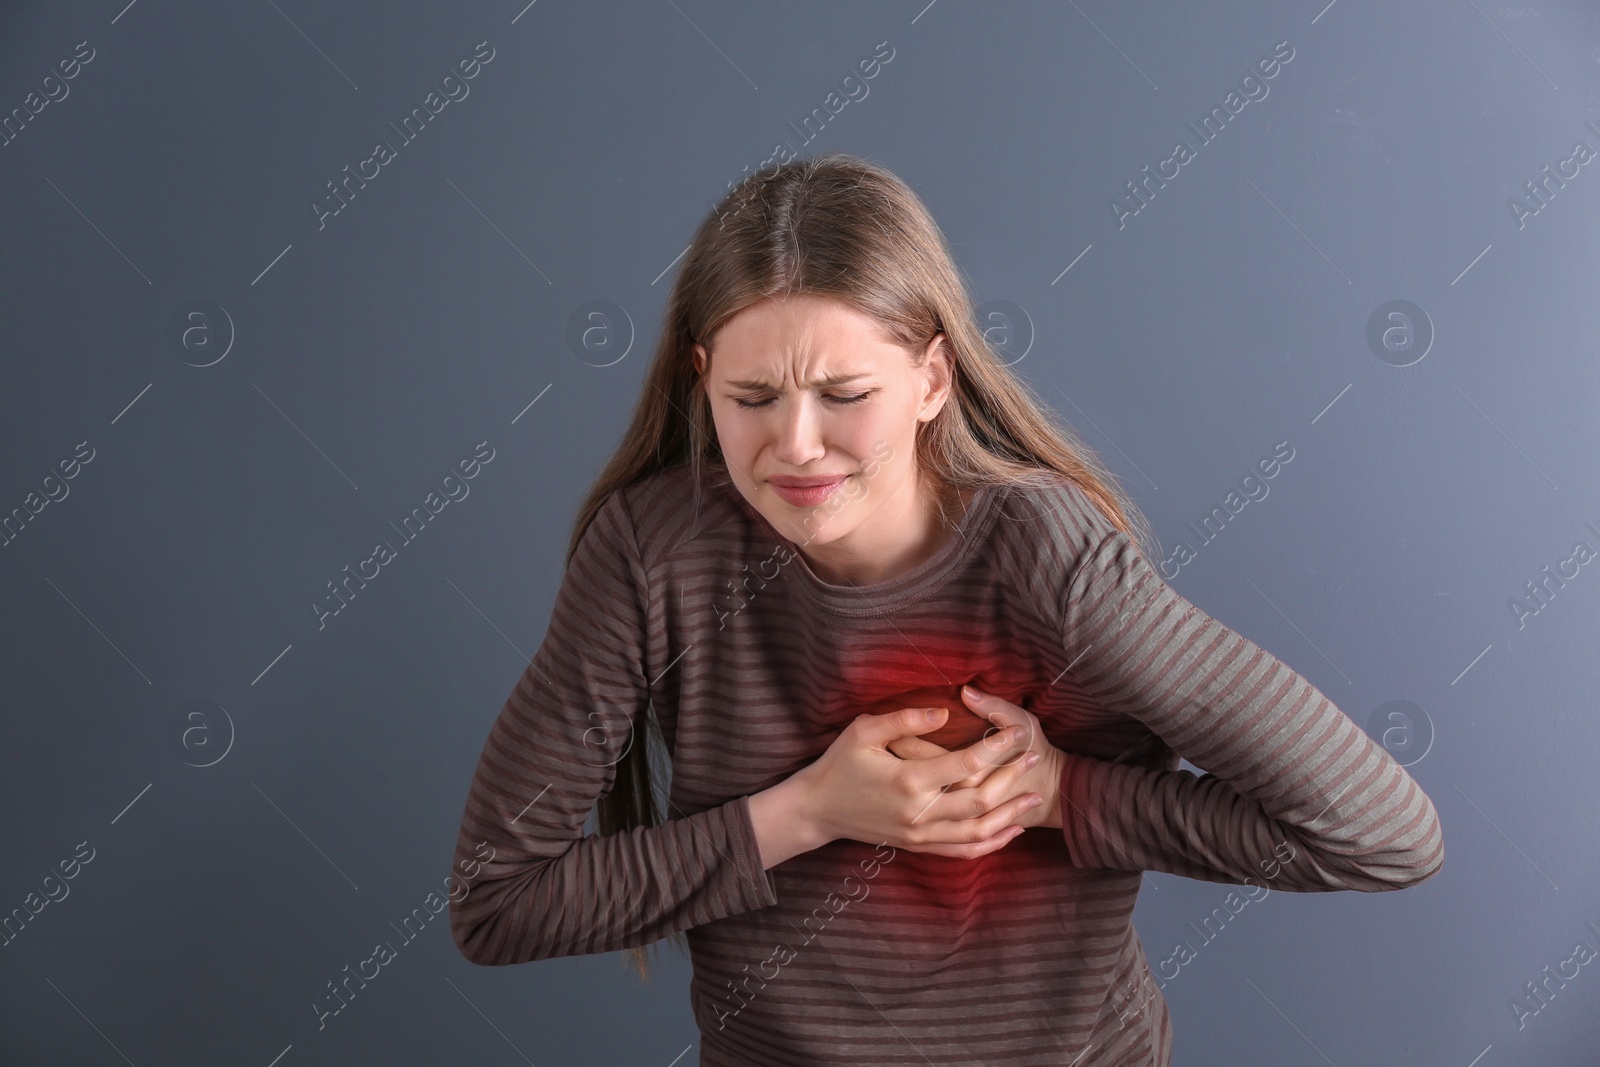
[448,459,1444,1066]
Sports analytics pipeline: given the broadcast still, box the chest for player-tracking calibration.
[647,569,1151,808]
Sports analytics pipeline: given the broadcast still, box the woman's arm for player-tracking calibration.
[1054,524,1444,893]
[448,491,779,967]
[747,774,830,869]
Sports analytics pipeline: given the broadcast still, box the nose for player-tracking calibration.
[772,393,827,468]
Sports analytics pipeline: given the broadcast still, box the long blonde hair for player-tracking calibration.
[566,151,1155,979]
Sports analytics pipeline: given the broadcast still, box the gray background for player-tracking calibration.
[2,1,1597,1064]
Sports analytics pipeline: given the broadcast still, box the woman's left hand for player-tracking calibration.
[887,685,1065,832]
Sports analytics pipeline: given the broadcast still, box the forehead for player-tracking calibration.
[707,294,903,383]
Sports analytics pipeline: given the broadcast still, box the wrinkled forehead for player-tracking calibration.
[703,299,909,385]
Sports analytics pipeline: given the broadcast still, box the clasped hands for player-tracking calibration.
[792,684,1067,860]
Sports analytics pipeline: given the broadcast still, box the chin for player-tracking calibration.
[785,516,848,549]
[772,494,858,541]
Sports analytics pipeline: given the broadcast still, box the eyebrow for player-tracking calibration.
[724,372,873,390]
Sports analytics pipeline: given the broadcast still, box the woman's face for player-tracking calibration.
[692,293,951,555]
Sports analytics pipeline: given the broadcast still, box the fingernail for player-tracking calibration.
[962,685,981,701]
[925,707,941,722]
[1027,795,1042,809]
[1025,752,1040,768]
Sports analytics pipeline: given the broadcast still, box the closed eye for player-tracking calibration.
[732,391,873,410]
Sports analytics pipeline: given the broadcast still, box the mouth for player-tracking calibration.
[768,474,849,507]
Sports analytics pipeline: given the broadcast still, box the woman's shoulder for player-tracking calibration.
[988,470,1123,548]
[982,470,1130,591]
[610,460,749,572]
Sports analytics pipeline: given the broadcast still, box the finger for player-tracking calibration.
[934,764,1035,824]
[918,793,1039,854]
[905,824,1026,860]
[901,727,1020,796]
[908,739,1004,796]
[963,689,1048,748]
[957,723,1032,775]
[908,726,1017,793]
[912,751,1039,826]
[948,737,1032,790]
[887,736,951,761]
[858,705,948,749]
[976,704,1044,750]
[964,748,1040,806]
[891,733,1014,794]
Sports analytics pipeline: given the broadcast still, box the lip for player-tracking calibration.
[767,474,849,507]
[768,474,851,487]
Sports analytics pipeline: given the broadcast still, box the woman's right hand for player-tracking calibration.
[791,705,1044,859]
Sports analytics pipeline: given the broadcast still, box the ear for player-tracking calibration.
[692,341,708,379]
[916,332,953,423]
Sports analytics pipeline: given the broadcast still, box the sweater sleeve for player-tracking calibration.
[1055,523,1444,893]
[448,488,778,967]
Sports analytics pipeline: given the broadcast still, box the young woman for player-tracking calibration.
[448,153,1444,1066]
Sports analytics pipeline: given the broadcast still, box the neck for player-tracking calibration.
[801,473,970,586]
